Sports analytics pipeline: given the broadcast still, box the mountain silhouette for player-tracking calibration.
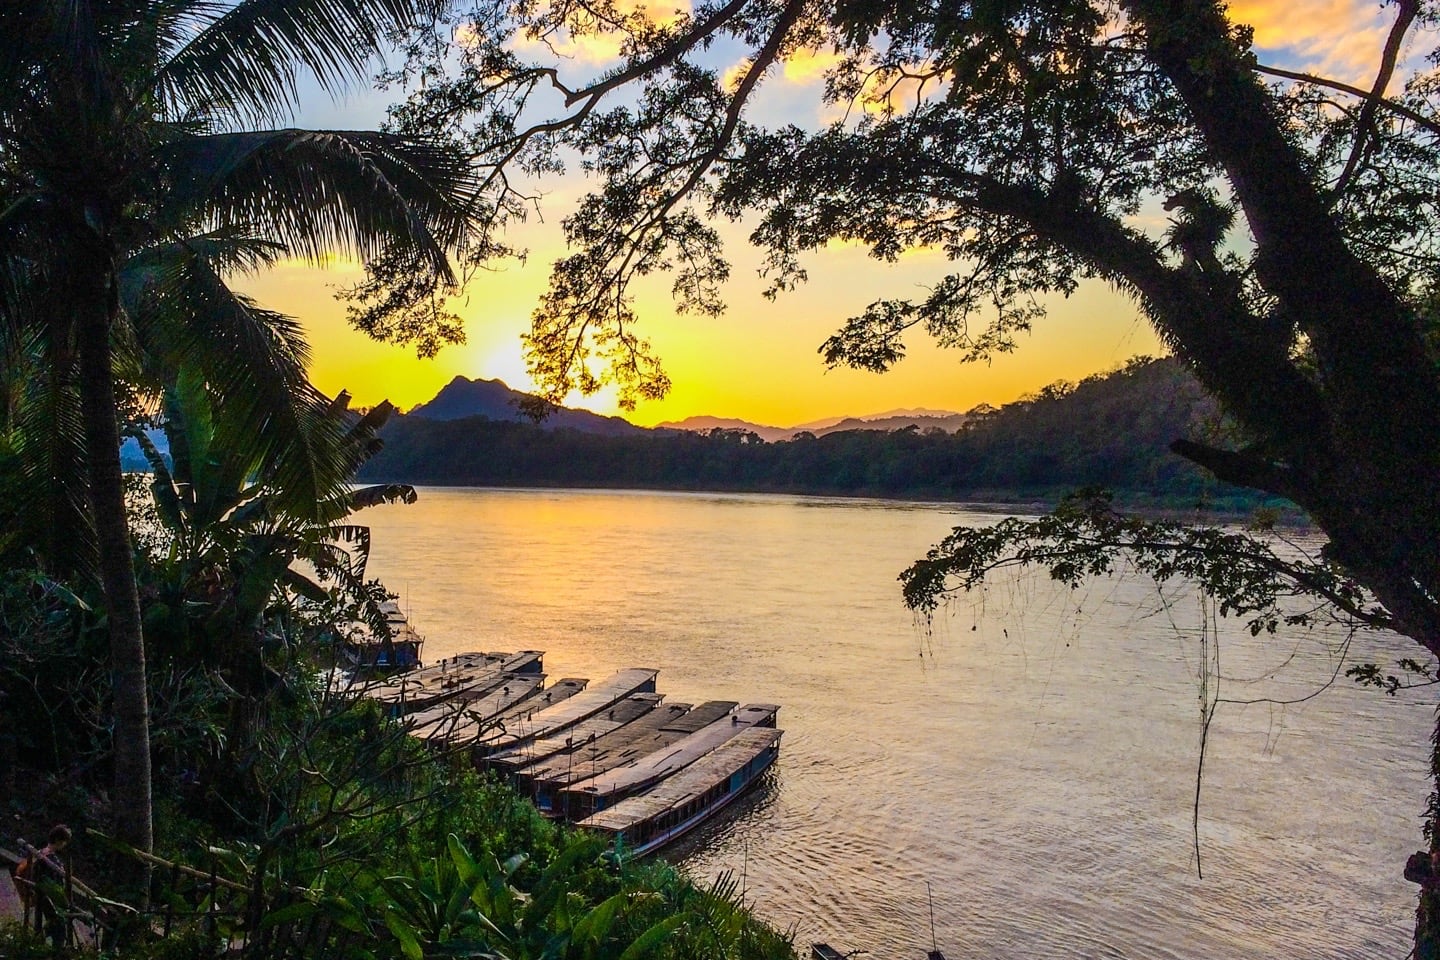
[654,411,970,440]
[407,376,646,437]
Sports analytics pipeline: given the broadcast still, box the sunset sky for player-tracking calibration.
[234,1,1409,427]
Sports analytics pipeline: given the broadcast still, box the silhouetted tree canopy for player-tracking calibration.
[382,0,1440,655]
[383,3,1440,945]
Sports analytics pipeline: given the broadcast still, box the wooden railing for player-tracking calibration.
[6,837,360,958]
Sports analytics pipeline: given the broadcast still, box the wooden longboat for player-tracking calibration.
[526,700,737,813]
[479,668,660,755]
[556,703,779,822]
[489,677,589,725]
[487,691,666,774]
[811,946,847,960]
[578,727,781,857]
[345,650,500,701]
[469,677,591,754]
[407,674,547,745]
[366,651,541,716]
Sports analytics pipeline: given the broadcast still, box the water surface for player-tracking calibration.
[359,487,1427,959]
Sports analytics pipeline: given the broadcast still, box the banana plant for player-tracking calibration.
[127,367,414,685]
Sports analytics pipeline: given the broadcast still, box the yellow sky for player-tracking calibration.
[234,0,1404,428]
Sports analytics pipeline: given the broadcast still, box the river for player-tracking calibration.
[357,486,1428,959]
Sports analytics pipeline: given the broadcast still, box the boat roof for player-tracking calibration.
[560,703,779,801]
[482,668,659,750]
[488,692,668,769]
[579,728,782,832]
[518,701,700,782]
[486,677,589,727]
[365,651,538,707]
[409,674,547,741]
[523,700,739,786]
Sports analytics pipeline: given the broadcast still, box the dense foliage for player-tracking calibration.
[2,517,793,959]
[0,0,485,861]
[360,357,1272,508]
[378,0,1440,632]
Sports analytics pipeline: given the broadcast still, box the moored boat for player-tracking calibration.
[578,727,781,856]
[365,650,542,716]
[526,700,737,814]
[488,691,667,774]
[407,674,548,743]
[557,702,779,822]
[479,668,660,754]
[338,599,425,671]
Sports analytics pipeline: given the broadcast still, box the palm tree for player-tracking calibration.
[0,0,478,864]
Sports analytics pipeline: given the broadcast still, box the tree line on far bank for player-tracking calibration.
[359,357,1271,509]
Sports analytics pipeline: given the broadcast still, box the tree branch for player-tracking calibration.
[1169,438,1303,503]
[1333,0,1419,198]
[1253,62,1440,139]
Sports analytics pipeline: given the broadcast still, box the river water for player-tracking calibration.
[357,486,1429,959]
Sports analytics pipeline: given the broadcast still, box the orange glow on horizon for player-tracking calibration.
[247,0,1396,427]
[234,230,1163,427]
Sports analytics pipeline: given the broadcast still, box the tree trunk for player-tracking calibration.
[75,264,154,875]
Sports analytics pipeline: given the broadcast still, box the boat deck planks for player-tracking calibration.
[408,674,547,743]
[557,703,779,819]
[367,651,542,715]
[524,700,736,793]
[481,668,661,754]
[579,728,782,833]
[475,677,590,748]
[490,677,589,725]
[489,691,667,772]
[398,661,545,729]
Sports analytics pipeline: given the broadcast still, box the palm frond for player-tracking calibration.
[126,424,188,544]
[158,128,478,275]
[348,483,416,512]
[6,349,93,579]
[125,242,356,523]
[125,228,288,280]
[154,0,446,123]
[0,247,93,577]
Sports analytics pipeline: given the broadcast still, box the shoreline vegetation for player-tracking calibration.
[2,579,795,959]
[354,359,1297,521]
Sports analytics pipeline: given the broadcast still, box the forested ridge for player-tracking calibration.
[360,357,1268,507]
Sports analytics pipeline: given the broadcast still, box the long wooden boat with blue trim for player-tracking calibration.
[479,668,660,754]
[407,674,548,743]
[557,703,779,822]
[577,727,781,856]
[526,700,738,814]
[488,691,667,774]
[366,650,542,716]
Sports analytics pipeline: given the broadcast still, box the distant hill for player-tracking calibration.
[362,358,1283,511]
[651,416,799,442]
[409,376,646,437]
[792,407,962,430]
[818,413,970,434]
[655,410,969,441]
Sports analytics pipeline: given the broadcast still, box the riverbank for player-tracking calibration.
[1,697,795,959]
[353,476,1306,525]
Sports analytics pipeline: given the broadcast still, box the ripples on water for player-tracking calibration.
[358,487,1428,959]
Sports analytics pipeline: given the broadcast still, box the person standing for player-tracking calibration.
[13,824,72,946]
